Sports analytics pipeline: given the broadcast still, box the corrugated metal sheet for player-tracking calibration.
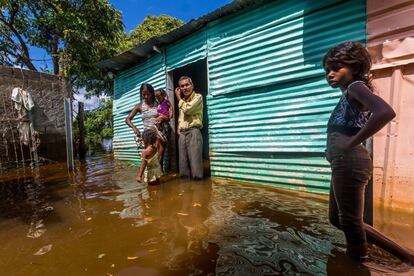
[208,79,338,153]
[208,0,366,96]
[113,54,166,162]
[210,152,331,192]
[166,29,207,70]
[207,78,336,191]
[206,0,366,191]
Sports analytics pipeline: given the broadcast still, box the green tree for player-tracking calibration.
[82,98,113,148]
[122,15,183,51]
[0,0,124,96]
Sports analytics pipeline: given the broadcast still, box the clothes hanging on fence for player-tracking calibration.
[11,87,35,145]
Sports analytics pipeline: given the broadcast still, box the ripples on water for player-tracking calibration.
[0,154,413,275]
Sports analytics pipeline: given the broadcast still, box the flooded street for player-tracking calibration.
[0,154,413,275]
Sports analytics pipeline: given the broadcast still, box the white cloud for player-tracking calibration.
[73,88,109,111]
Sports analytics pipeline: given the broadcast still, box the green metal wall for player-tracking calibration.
[207,0,365,96]
[206,0,366,192]
[113,0,366,192]
[166,29,207,70]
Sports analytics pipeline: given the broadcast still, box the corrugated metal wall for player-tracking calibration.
[207,0,366,192]
[207,79,337,192]
[166,29,207,70]
[113,0,366,192]
[207,0,365,96]
[113,55,166,162]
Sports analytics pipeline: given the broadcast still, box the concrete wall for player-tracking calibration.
[0,66,69,166]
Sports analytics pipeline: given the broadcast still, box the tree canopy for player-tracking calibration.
[84,98,113,145]
[0,0,124,96]
[1,2,184,97]
[121,15,183,51]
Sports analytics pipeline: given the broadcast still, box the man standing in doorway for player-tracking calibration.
[175,76,204,180]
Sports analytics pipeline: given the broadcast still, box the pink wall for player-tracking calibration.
[371,65,414,210]
[367,1,414,236]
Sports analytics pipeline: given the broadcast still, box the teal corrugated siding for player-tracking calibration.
[113,54,166,162]
[208,79,339,153]
[207,0,366,96]
[166,29,207,70]
[206,0,366,192]
[210,152,331,193]
[208,78,336,191]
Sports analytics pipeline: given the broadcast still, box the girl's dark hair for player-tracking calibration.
[140,83,156,103]
[323,41,373,91]
[142,129,157,145]
[155,88,167,98]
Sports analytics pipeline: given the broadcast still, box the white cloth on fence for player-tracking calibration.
[11,87,34,111]
[11,87,35,145]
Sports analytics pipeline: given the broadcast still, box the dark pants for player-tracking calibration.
[178,127,203,179]
[327,144,372,245]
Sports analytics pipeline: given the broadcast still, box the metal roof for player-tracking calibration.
[97,0,268,72]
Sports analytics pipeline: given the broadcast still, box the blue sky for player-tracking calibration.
[111,0,232,33]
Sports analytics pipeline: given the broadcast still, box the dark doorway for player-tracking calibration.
[167,59,210,177]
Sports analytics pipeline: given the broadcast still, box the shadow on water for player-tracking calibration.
[0,154,413,275]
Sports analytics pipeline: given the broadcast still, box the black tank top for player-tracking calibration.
[327,81,371,136]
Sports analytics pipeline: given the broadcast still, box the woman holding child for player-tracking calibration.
[125,83,172,180]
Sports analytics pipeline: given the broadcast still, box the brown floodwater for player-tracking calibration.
[0,154,413,275]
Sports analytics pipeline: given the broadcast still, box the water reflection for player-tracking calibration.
[161,180,213,272]
[205,182,336,274]
[0,154,413,275]
[204,181,413,275]
[0,166,55,239]
[25,168,52,239]
[114,181,149,225]
[326,248,371,275]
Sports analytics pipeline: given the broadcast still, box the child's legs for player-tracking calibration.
[332,169,367,246]
[148,178,160,185]
[364,223,414,263]
[330,149,371,247]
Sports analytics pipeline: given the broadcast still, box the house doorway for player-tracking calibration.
[167,59,210,177]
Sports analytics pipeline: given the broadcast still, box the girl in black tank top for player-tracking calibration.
[323,42,413,264]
